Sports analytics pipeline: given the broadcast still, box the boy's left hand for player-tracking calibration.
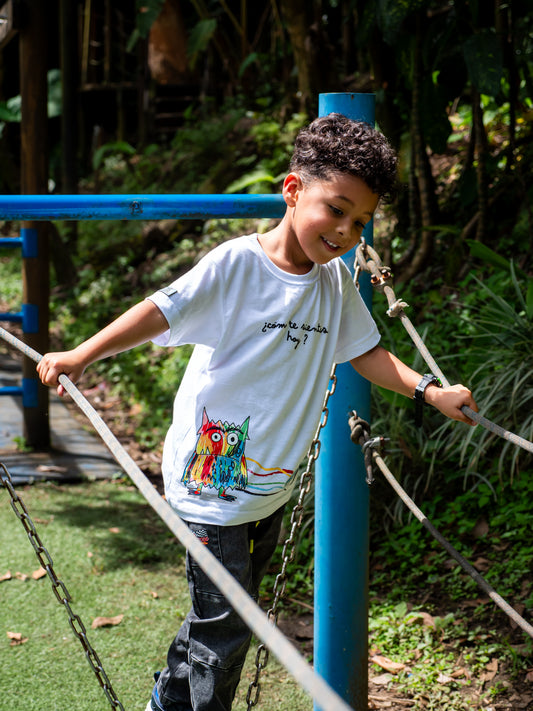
[424,383,478,425]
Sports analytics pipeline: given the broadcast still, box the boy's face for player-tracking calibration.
[284,171,379,269]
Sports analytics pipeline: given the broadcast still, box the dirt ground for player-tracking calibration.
[276,612,533,710]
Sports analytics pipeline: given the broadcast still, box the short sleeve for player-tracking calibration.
[334,262,381,362]
[146,251,225,348]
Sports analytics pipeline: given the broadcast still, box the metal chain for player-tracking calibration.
[0,462,125,710]
[245,367,337,709]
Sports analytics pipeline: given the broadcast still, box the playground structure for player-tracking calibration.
[1,92,533,710]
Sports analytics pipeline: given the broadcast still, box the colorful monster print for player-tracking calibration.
[182,409,249,501]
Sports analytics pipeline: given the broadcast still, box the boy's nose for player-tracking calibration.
[337,219,353,237]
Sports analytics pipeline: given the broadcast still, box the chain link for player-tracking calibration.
[0,462,125,710]
[245,367,337,709]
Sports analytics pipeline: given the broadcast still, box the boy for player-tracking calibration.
[37,114,477,711]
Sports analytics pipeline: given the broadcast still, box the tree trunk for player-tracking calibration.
[472,88,488,242]
[282,0,312,111]
[397,14,436,283]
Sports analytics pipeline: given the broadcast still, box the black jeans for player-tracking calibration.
[155,506,285,711]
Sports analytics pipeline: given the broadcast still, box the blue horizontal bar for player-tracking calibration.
[0,194,286,221]
[0,386,23,397]
[0,237,23,249]
[0,312,23,323]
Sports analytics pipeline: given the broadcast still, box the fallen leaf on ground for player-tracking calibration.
[7,631,29,646]
[91,614,124,629]
[370,673,394,686]
[0,570,12,582]
[15,572,28,581]
[437,672,455,684]
[472,556,491,572]
[472,517,489,538]
[525,669,533,683]
[480,669,497,683]
[451,667,467,678]
[32,567,47,580]
[406,611,435,628]
[486,658,498,673]
[371,655,406,674]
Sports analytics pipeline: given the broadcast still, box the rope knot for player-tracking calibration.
[386,298,409,318]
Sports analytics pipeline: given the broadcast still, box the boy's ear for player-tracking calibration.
[282,172,304,207]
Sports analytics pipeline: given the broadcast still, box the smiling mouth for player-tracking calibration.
[321,236,340,251]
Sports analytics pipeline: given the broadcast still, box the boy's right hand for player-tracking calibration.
[37,349,87,397]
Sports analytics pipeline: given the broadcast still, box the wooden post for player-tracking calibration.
[20,0,50,448]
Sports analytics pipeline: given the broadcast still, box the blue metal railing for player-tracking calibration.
[0,228,40,402]
[0,194,285,221]
[0,197,284,405]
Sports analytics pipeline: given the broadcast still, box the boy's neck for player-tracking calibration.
[257,221,315,275]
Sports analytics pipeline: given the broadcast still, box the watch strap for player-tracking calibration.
[414,373,442,426]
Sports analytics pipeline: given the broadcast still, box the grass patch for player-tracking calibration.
[0,478,311,710]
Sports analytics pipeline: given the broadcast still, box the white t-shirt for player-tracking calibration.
[147,234,380,525]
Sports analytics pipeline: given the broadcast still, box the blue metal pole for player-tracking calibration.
[0,194,285,221]
[314,93,375,711]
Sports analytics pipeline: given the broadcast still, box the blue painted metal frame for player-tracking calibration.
[0,228,42,400]
[0,196,286,403]
[314,93,375,711]
[0,194,285,221]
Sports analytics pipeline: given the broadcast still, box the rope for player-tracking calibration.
[355,241,533,455]
[0,324,354,711]
[348,413,533,640]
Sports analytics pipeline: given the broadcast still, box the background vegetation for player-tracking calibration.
[1,1,532,708]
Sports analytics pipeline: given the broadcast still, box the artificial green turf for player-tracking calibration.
[0,478,311,710]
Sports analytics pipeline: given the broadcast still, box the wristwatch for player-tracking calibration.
[413,373,442,426]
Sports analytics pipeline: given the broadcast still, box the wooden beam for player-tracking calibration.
[20,0,50,448]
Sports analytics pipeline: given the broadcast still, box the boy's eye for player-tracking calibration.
[329,205,343,216]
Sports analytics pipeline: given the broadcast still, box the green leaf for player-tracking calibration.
[187,19,217,69]
[377,0,426,44]
[526,279,533,320]
[135,0,165,38]
[224,169,276,194]
[463,30,503,96]
[466,240,518,273]
[47,68,62,119]
[92,141,136,171]
[0,101,20,122]
[239,52,258,78]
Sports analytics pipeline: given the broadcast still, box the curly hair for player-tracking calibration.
[289,113,398,201]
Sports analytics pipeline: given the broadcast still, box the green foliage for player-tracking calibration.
[463,29,504,96]
[0,248,22,308]
[188,19,218,69]
[370,468,533,602]
[0,68,62,125]
[127,0,165,51]
[92,140,136,171]
[431,263,533,481]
